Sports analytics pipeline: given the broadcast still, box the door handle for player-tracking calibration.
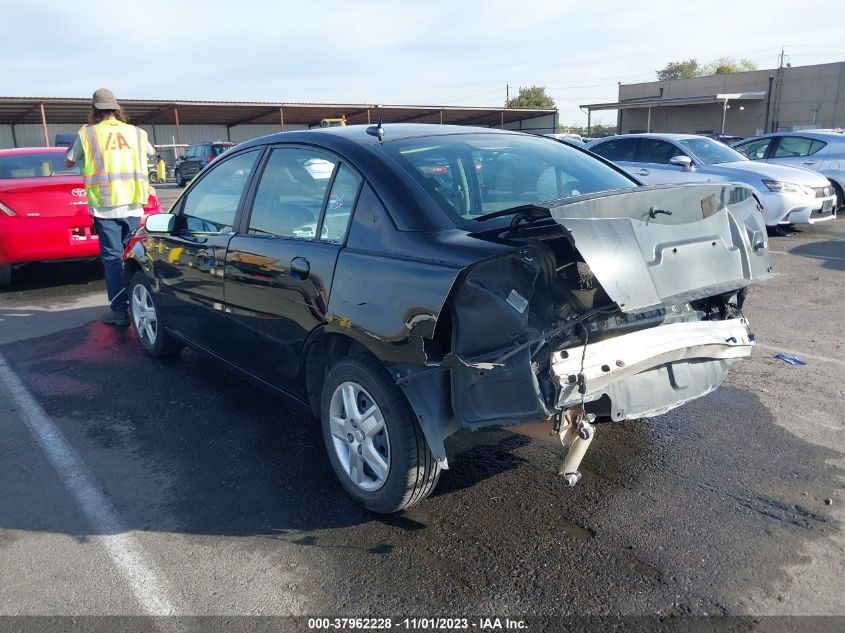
[636,169,650,176]
[803,160,817,165]
[290,257,310,280]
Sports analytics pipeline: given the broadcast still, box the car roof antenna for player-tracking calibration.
[366,114,385,141]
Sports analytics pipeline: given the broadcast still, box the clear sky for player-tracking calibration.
[2,0,843,126]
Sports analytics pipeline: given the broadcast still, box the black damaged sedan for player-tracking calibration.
[126,124,771,512]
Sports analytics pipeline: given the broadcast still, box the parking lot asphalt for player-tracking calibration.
[0,195,843,622]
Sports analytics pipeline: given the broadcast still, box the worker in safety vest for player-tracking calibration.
[155,154,167,183]
[65,88,155,326]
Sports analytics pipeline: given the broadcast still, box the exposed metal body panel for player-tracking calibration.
[552,317,753,418]
[549,183,771,312]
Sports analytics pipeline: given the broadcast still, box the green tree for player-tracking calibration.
[506,85,556,109]
[657,57,758,80]
[656,59,701,81]
[558,123,616,138]
[701,57,758,75]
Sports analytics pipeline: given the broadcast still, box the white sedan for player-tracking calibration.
[587,134,837,226]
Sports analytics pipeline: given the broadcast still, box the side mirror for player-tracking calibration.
[144,213,175,233]
[669,155,694,170]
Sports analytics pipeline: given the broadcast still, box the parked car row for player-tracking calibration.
[0,147,161,286]
[173,141,234,186]
[586,134,836,226]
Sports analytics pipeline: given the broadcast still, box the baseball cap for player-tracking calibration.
[92,88,119,110]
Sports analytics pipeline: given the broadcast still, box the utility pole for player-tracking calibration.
[505,84,509,106]
[772,47,786,132]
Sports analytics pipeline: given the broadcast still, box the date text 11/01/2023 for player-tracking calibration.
[307,617,528,630]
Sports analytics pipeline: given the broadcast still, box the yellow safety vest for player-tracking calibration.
[78,120,149,209]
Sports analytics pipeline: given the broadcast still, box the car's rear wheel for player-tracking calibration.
[175,169,185,187]
[0,264,11,287]
[128,272,183,357]
[320,355,440,513]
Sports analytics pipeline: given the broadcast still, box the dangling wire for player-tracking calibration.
[577,322,590,423]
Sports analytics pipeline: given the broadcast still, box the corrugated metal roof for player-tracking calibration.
[580,92,768,112]
[0,97,556,127]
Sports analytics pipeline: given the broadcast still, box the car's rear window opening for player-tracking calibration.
[0,154,81,179]
[381,133,637,226]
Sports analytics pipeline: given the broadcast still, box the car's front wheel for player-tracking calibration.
[320,356,440,513]
[831,180,844,215]
[128,272,183,357]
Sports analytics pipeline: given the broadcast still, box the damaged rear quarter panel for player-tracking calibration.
[319,184,519,460]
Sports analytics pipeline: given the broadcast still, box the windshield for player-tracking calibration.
[0,153,81,179]
[381,133,637,226]
[677,138,747,165]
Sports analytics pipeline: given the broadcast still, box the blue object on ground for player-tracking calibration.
[774,354,807,366]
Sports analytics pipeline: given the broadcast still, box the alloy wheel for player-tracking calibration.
[328,381,391,492]
[131,283,158,346]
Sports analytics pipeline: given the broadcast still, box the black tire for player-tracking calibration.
[0,264,11,287]
[149,171,158,184]
[830,180,844,215]
[128,272,183,357]
[320,355,440,513]
[175,169,185,187]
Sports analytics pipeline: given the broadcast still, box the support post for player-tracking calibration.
[587,110,591,136]
[367,109,371,124]
[647,106,652,133]
[40,102,49,146]
[174,107,181,146]
[764,74,774,133]
[721,99,728,135]
[10,123,18,148]
[500,110,504,129]
[439,110,443,125]
[279,107,285,132]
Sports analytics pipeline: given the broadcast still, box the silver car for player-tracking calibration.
[732,130,845,210]
[587,134,837,226]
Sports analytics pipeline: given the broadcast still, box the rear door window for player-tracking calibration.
[322,164,362,243]
[590,138,639,162]
[247,147,336,239]
[639,139,684,164]
[773,136,827,157]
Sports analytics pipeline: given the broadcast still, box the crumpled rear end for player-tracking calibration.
[445,183,770,430]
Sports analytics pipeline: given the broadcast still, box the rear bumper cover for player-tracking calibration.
[0,217,99,264]
[551,317,753,420]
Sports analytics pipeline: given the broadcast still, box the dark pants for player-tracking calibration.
[93,216,140,313]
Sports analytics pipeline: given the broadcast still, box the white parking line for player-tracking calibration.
[0,353,176,616]
[770,250,845,262]
[755,342,845,369]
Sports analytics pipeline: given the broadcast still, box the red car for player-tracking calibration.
[0,147,161,286]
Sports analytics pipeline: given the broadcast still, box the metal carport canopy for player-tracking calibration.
[0,97,555,128]
[579,92,768,112]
